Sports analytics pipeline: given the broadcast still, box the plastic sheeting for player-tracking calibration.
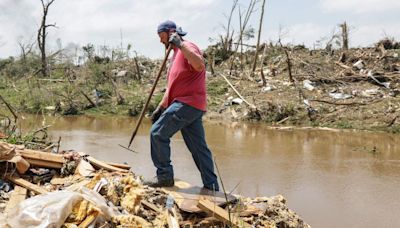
[7,190,82,228]
[6,187,119,228]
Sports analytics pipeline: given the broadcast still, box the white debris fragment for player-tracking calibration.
[231,98,243,105]
[261,86,273,93]
[353,60,364,70]
[329,92,352,99]
[361,88,380,97]
[303,80,315,91]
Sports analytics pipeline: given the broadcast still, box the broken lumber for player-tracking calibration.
[18,148,65,164]
[8,155,30,174]
[141,200,162,213]
[163,180,235,213]
[84,155,128,173]
[50,175,85,185]
[4,186,27,215]
[6,175,48,195]
[197,198,251,228]
[106,161,131,170]
[25,158,63,169]
[0,142,16,161]
[78,211,99,228]
[166,210,179,228]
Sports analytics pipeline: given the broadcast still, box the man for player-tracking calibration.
[146,20,219,191]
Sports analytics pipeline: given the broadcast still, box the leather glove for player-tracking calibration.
[151,106,165,124]
[169,32,182,48]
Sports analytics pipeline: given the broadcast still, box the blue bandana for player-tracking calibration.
[157,20,187,36]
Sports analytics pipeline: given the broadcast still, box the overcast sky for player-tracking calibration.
[0,0,399,59]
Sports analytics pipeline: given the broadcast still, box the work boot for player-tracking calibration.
[143,178,174,188]
[203,185,219,192]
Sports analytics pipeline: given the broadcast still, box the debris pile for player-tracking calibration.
[207,45,400,131]
[0,141,309,227]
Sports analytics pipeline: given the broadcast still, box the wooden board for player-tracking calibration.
[85,156,128,173]
[18,148,65,163]
[163,180,236,213]
[166,210,179,228]
[8,155,30,174]
[106,161,131,170]
[197,198,251,228]
[6,175,48,195]
[4,186,27,215]
[25,158,63,169]
[50,175,84,185]
[141,200,162,213]
[78,211,99,228]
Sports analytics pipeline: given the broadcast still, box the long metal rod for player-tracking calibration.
[123,46,172,150]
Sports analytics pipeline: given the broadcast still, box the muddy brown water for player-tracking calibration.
[19,115,400,227]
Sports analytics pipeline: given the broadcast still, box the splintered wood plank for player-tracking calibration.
[25,158,63,169]
[78,211,99,228]
[166,210,179,228]
[141,200,162,213]
[85,156,128,172]
[197,199,252,228]
[8,155,30,174]
[19,149,65,163]
[163,180,236,213]
[106,161,131,170]
[4,186,27,214]
[6,175,48,195]
[50,175,84,185]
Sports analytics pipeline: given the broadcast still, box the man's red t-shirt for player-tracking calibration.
[161,41,207,111]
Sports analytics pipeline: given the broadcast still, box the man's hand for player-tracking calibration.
[151,106,165,124]
[169,32,182,48]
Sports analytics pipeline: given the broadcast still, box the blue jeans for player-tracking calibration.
[150,101,219,191]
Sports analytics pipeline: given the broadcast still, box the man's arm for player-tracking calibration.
[180,43,205,72]
[159,89,168,108]
[169,33,205,72]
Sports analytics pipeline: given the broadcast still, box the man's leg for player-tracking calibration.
[150,101,201,183]
[181,114,220,191]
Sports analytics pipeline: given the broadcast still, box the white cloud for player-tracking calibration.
[263,21,400,49]
[320,0,400,14]
[351,21,400,46]
[0,0,399,59]
[264,23,333,47]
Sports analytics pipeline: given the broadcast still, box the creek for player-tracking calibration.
[21,115,400,228]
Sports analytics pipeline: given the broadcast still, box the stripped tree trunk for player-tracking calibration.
[340,21,349,50]
[134,51,141,80]
[229,0,257,76]
[259,43,268,86]
[37,0,56,77]
[251,0,266,74]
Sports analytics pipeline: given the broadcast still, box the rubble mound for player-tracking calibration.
[0,142,310,227]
